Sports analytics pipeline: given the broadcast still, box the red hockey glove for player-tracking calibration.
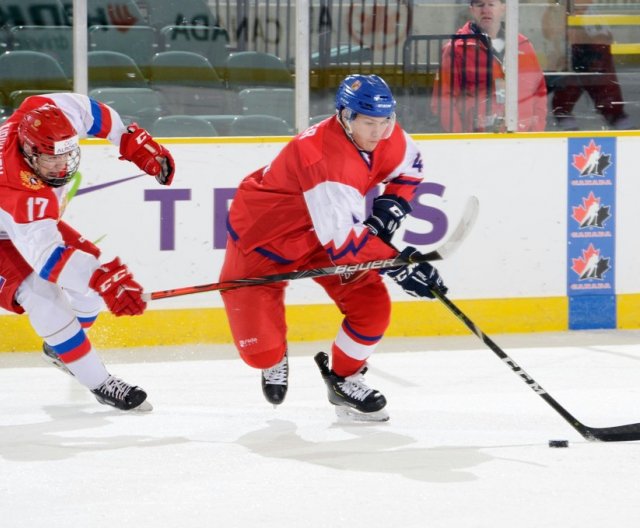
[89,257,147,316]
[119,124,175,185]
[57,221,101,258]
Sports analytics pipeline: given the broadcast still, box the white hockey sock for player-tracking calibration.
[64,349,109,390]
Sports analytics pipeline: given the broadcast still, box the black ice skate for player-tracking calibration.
[261,353,288,407]
[91,375,152,412]
[42,342,74,377]
[314,352,389,422]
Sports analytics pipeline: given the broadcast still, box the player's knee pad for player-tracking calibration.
[64,288,102,321]
[345,280,392,335]
[15,273,77,337]
[239,343,287,369]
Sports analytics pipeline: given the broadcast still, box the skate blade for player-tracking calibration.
[41,353,74,377]
[132,400,153,413]
[334,406,389,423]
[93,396,154,413]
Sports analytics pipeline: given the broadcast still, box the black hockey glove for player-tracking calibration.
[364,194,412,243]
[387,247,448,299]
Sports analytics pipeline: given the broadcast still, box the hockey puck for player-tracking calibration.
[548,439,569,448]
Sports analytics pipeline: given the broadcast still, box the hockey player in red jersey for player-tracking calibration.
[0,93,175,411]
[220,75,447,420]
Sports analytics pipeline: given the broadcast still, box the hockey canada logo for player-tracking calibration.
[572,140,611,176]
[571,192,610,228]
[571,244,610,280]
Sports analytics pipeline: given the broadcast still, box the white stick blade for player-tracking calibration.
[436,195,479,260]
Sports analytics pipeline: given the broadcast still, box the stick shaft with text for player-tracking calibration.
[142,196,479,302]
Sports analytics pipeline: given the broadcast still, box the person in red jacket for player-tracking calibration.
[220,75,447,421]
[0,93,174,411]
[432,0,547,132]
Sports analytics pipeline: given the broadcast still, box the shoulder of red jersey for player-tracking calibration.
[0,177,59,223]
[375,123,410,165]
[290,115,346,168]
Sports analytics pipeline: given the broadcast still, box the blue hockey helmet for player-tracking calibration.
[335,74,396,119]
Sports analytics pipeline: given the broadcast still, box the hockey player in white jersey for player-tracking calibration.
[0,93,175,411]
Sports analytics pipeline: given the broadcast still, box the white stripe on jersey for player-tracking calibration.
[303,180,368,248]
[41,93,127,144]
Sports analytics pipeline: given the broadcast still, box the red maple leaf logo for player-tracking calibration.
[572,140,600,173]
[571,140,612,176]
[572,192,599,224]
[571,244,599,276]
[571,191,611,228]
[571,243,610,279]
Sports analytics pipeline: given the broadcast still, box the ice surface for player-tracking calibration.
[2,331,640,527]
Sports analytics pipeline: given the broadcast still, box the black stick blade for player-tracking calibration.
[581,423,640,442]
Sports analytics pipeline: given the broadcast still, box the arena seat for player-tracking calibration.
[88,25,159,75]
[0,50,71,104]
[9,25,73,76]
[228,114,293,136]
[238,87,294,127]
[151,114,219,137]
[88,50,148,89]
[224,51,294,91]
[160,25,229,70]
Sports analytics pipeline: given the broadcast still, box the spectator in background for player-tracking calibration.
[432,0,547,132]
[548,0,633,131]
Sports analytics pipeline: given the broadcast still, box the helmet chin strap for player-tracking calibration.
[21,147,39,173]
[337,110,363,150]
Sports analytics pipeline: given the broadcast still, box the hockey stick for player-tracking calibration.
[143,196,479,302]
[431,289,640,442]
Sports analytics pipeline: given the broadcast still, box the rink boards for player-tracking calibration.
[2,130,640,351]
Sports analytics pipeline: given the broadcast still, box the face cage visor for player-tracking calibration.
[29,146,81,188]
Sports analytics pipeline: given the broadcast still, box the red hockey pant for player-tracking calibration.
[220,239,391,375]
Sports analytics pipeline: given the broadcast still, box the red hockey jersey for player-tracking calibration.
[227,115,424,265]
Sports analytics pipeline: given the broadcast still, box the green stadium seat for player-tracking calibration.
[151,115,219,137]
[0,50,71,104]
[228,114,293,136]
[88,50,148,89]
